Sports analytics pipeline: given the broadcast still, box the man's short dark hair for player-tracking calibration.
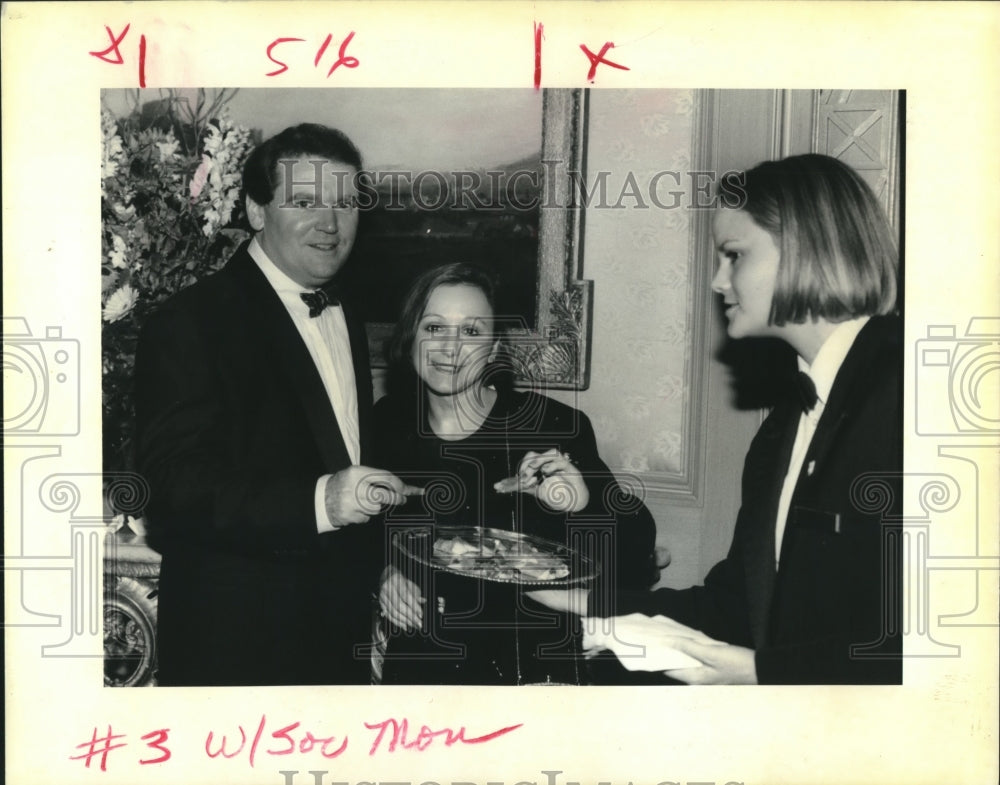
[242,123,364,207]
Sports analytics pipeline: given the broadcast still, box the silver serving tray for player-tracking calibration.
[392,525,599,586]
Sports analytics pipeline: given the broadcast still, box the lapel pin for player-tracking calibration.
[807,460,816,476]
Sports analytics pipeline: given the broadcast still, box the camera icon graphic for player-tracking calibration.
[915,318,1000,436]
[2,316,80,436]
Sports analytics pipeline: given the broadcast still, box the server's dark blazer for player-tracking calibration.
[134,242,378,686]
[610,316,903,684]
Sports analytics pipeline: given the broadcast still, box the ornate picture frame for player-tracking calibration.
[506,88,592,390]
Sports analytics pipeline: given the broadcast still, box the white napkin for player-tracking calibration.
[582,613,720,672]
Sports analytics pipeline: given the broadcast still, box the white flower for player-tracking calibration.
[108,234,128,269]
[196,113,253,236]
[201,208,220,236]
[156,135,180,162]
[101,111,125,181]
[102,151,120,181]
[113,201,135,219]
[103,284,138,323]
[203,122,224,156]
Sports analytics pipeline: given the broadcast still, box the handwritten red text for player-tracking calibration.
[69,725,170,771]
[89,24,147,87]
[205,715,347,768]
[266,32,359,78]
[364,717,523,755]
[533,21,632,85]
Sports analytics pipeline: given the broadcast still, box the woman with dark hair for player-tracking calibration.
[532,153,903,685]
[372,263,655,684]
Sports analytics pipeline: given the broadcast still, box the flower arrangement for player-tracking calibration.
[101,89,256,471]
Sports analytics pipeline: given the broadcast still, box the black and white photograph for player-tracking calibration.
[4,3,998,784]
[99,87,905,689]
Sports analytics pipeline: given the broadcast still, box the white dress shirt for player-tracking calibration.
[248,238,359,533]
[774,316,870,565]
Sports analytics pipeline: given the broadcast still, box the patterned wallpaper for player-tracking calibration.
[555,89,696,480]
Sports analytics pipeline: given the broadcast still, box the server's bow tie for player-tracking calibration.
[796,371,819,412]
[300,285,340,317]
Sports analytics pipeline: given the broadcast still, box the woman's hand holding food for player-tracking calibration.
[493,448,590,513]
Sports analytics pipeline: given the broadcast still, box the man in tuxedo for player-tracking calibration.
[134,123,418,686]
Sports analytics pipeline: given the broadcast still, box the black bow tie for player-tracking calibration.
[796,371,819,412]
[300,285,341,318]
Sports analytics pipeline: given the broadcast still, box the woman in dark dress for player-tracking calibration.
[533,153,903,685]
[372,263,653,684]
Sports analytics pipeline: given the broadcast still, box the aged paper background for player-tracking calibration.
[3,2,998,784]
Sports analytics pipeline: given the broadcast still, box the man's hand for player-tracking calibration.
[379,564,424,630]
[493,449,590,513]
[324,466,423,527]
[663,640,758,685]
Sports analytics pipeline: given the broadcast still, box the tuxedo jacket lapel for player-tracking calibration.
[742,405,798,646]
[227,248,356,473]
[759,322,887,641]
[342,298,373,465]
[795,317,899,500]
